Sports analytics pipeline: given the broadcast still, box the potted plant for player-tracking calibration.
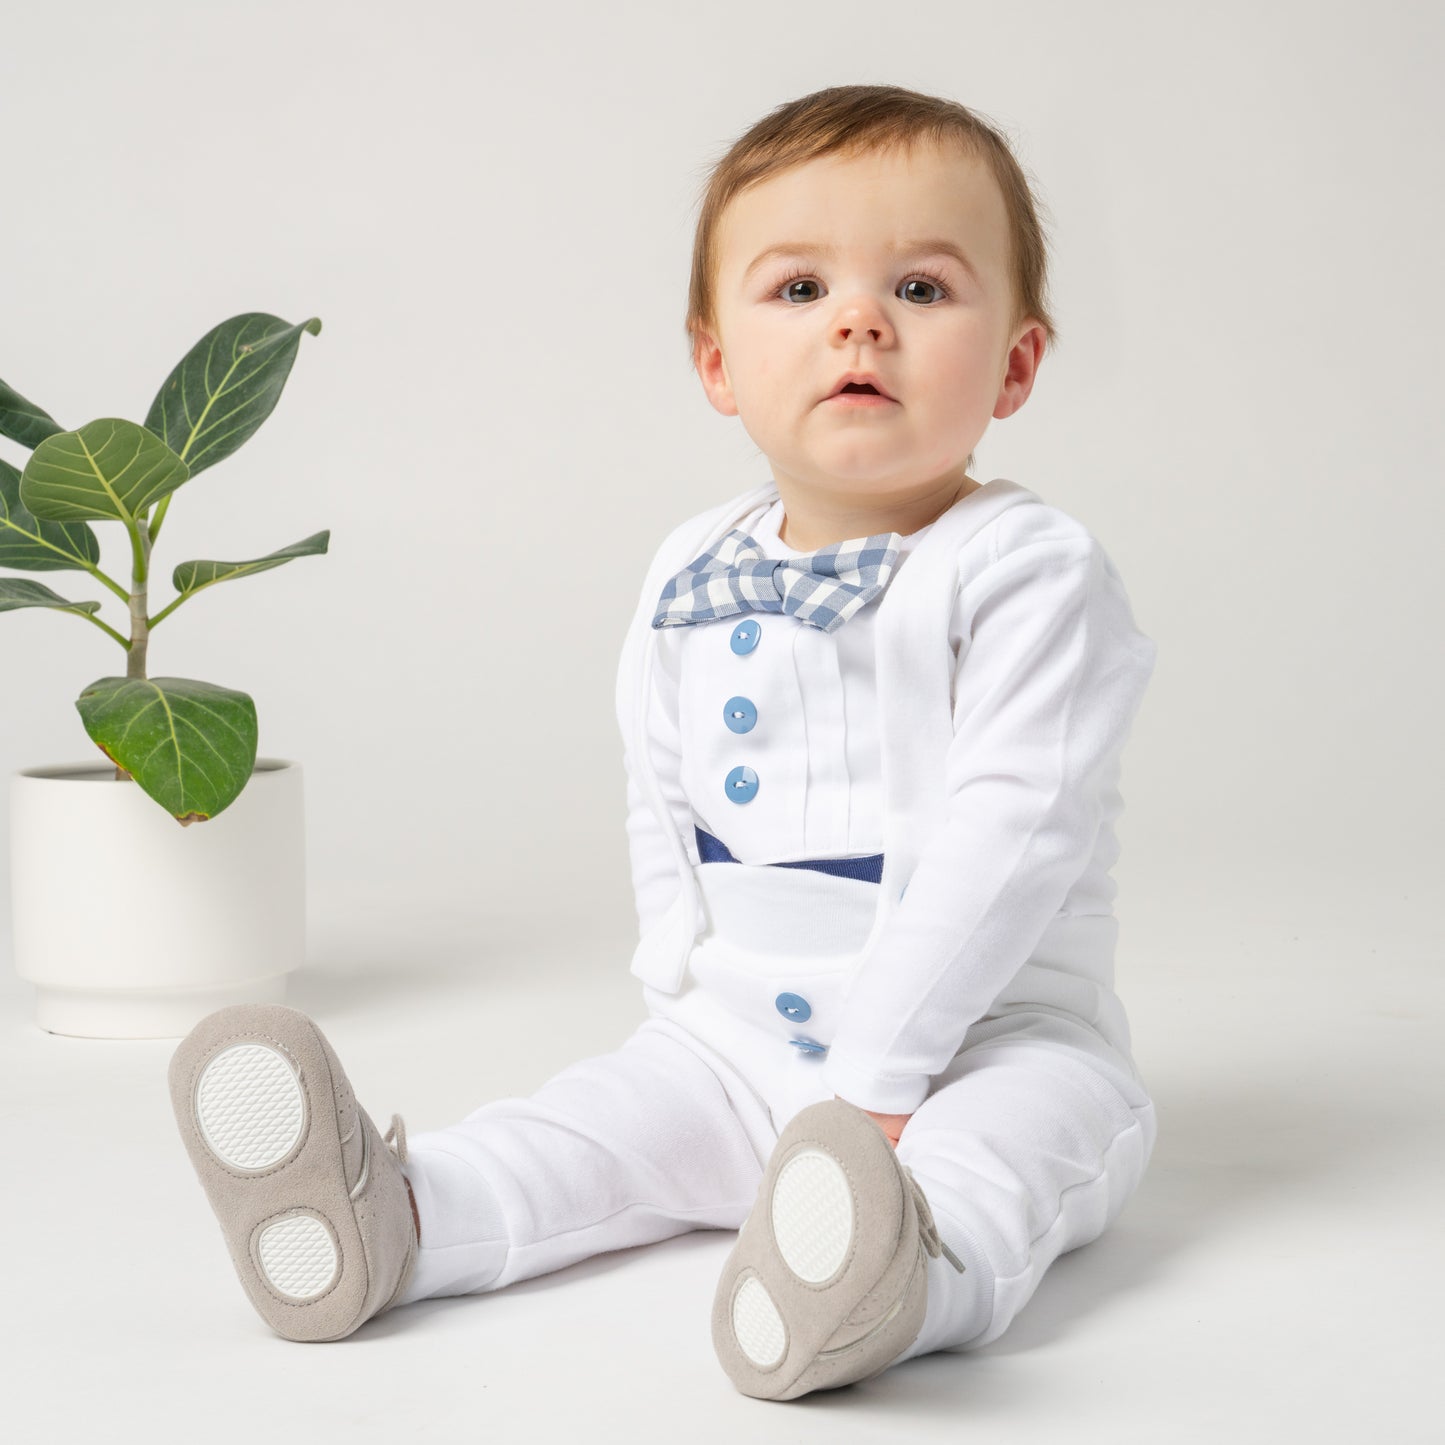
[1,312,328,1039]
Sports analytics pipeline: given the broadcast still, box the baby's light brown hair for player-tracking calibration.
[686,84,1059,363]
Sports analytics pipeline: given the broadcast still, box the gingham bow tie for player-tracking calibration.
[651,526,903,635]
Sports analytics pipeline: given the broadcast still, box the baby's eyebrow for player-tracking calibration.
[742,238,980,286]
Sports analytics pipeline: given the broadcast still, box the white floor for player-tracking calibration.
[1,883,1438,1445]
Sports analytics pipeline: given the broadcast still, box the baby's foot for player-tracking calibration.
[169,1003,419,1341]
[712,1098,965,1399]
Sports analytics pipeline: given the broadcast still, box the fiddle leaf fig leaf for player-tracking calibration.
[0,576,102,615]
[144,313,321,476]
[21,419,189,523]
[0,457,101,571]
[74,675,258,825]
[171,529,330,601]
[0,377,63,448]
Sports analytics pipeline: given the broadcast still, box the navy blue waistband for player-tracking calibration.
[694,825,884,885]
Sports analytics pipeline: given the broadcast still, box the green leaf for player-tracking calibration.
[0,377,63,448]
[171,529,329,601]
[74,675,258,824]
[0,576,102,615]
[143,313,321,476]
[20,418,189,523]
[0,457,101,571]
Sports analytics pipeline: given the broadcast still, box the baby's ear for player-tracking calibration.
[692,329,738,417]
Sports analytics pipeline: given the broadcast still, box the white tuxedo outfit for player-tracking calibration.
[396,477,1160,1359]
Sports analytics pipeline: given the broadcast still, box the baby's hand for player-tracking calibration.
[835,1095,912,1148]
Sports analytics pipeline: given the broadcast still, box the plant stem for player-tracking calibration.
[74,609,132,647]
[86,563,133,604]
[115,515,152,781]
[147,591,186,629]
[125,516,151,678]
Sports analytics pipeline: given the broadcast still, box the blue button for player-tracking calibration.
[730,619,761,655]
[789,1038,828,1054]
[722,696,757,734]
[725,766,759,804]
[775,992,811,1022]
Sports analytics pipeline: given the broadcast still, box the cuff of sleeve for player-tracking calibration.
[822,1049,931,1116]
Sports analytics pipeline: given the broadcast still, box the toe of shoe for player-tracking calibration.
[712,1100,925,1399]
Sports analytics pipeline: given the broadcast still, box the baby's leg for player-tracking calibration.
[396,1017,773,1304]
[892,1009,1157,1359]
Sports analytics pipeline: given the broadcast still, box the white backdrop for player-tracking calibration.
[3,0,1437,939]
[1,4,1440,1441]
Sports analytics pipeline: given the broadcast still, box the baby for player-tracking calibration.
[169,83,1159,1401]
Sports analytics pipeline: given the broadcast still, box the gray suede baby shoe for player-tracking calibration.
[712,1098,966,1400]
[168,1003,418,1342]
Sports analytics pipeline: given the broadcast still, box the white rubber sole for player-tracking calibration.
[194,1040,340,1302]
[771,1147,854,1283]
[254,1212,341,1300]
[733,1145,855,1367]
[195,1042,306,1171]
[732,1275,787,1367]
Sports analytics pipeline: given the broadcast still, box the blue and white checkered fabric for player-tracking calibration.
[651,527,903,634]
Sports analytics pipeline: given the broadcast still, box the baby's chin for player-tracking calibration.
[769,465,953,502]
[771,442,963,493]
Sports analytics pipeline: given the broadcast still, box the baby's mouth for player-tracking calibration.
[822,373,898,404]
[823,382,899,407]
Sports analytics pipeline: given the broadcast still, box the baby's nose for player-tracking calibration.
[832,295,893,345]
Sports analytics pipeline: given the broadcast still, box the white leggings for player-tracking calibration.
[395,1000,1156,1355]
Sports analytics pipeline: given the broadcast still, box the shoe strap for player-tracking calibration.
[382,1113,408,1166]
[902,1164,967,1274]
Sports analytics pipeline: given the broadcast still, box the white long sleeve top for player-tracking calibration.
[615,477,1158,1115]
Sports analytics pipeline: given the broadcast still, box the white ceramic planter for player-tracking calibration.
[8,757,306,1039]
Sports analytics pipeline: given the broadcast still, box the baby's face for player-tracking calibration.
[696,138,1041,507]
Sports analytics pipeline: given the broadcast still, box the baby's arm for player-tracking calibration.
[822,508,1158,1117]
[621,654,689,939]
[616,517,710,942]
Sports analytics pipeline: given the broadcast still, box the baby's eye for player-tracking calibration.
[899,276,948,305]
[773,270,951,305]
